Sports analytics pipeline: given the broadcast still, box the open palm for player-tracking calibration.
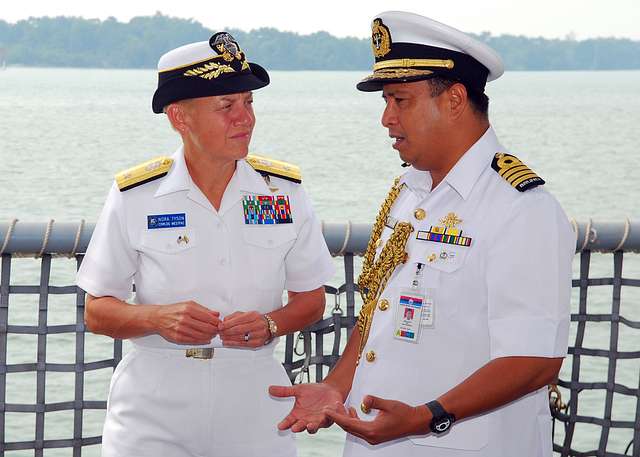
[269,383,344,433]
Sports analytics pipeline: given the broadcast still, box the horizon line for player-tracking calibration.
[1,13,639,43]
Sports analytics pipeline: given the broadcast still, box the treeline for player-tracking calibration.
[0,13,639,71]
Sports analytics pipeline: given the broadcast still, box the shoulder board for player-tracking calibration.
[491,153,545,192]
[246,154,302,184]
[115,157,173,192]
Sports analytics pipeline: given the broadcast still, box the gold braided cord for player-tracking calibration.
[359,177,402,291]
[363,69,434,81]
[356,177,412,362]
[373,58,455,71]
[356,222,413,361]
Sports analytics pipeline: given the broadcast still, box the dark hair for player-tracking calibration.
[426,77,489,117]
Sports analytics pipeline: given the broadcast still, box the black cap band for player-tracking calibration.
[358,43,489,92]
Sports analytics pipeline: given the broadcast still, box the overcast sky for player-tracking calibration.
[3,0,640,40]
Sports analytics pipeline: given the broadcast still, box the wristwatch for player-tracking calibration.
[263,314,278,345]
[426,400,456,435]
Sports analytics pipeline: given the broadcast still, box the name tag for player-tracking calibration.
[421,295,435,328]
[147,213,186,229]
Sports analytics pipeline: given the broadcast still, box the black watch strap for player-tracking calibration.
[426,400,456,435]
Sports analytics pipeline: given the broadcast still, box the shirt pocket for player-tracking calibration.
[139,228,198,254]
[241,225,296,249]
[422,244,470,274]
[240,225,296,291]
[415,244,471,320]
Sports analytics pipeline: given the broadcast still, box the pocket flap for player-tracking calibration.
[421,245,469,273]
[242,226,296,249]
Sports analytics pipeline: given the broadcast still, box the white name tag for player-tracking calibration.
[421,295,435,328]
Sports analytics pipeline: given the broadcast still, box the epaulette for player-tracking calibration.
[115,157,174,192]
[246,154,302,184]
[491,153,545,192]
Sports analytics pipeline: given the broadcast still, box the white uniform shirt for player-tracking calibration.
[345,127,575,457]
[77,147,335,349]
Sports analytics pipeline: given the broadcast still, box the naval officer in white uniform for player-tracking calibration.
[270,11,575,457]
[77,32,334,457]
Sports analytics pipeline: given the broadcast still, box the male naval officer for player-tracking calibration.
[270,11,576,457]
[76,32,334,457]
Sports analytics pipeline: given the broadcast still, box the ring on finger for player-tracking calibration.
[244,332,250,342]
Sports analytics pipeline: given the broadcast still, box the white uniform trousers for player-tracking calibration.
[102,344,296,457]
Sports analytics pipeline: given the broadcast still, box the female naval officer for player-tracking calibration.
[77,32,334,457]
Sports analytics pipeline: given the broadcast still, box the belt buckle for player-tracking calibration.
[185,348,214,359]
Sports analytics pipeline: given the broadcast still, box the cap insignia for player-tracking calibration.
[210,32,244,62]
[183,32,250,80]
[491,153,545,192]
[371,19,391,58]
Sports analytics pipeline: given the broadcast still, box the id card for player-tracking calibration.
[394,290,425,343]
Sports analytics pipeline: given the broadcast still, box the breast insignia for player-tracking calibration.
[491,153,545,192]
[246,154,302,184]
[115,157,174,192]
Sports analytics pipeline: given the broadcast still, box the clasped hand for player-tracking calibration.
[154,303,268,347]
[219,311,270,347]
[154,300,220,345]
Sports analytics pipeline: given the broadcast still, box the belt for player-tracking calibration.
[132,343,275,360]
[185,348,214,359]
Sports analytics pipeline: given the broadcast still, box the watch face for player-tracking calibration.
[433,417,451,434]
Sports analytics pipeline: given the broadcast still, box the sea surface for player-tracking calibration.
[0,68,639,456]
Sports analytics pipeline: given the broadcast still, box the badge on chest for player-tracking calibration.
[147,213,186,229]
[393,262,436,343]
[394,293,425,342]
[416,212,472,247]
[242,195,293,225]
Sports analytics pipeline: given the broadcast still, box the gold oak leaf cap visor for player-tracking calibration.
[357,11,504,92]
[152,32,269,113]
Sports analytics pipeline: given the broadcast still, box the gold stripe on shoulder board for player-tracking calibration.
[491,153,545,192]
[115,157,173,192]
[246,154,302,184]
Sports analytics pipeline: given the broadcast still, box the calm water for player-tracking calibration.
[0,68,639,456]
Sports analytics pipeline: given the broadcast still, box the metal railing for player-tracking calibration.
[0,219,639,456]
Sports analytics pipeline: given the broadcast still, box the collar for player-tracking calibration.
[236,159,273,195]
[443,126,500,200]
[215,159,272,215]
[400,166,432,195]
[153,148,282,214]
[154,146,191,197]
[154,146,216,211]
[401,126,500,200]
[154,148,270,196]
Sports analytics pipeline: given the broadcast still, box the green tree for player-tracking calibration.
[0,14,638,70]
